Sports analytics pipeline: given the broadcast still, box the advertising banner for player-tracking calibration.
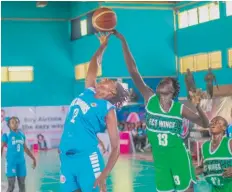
[1,106,69,149]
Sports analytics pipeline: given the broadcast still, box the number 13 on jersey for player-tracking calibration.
[157,133,168,146]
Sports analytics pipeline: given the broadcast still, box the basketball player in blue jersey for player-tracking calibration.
[59,33,129,192]
[1,116,36,192]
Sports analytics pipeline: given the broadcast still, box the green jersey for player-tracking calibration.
[146,95,184,150]
[145,95,196,192]
[202,136,232,191]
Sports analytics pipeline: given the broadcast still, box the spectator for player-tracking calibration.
[131,127,139,149]
[125,122,131,131]
[130,123,136,131]
[37,134,48,150]
[137,123,147,152]
[118,122,125,132]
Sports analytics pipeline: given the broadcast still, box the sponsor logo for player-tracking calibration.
[91,103,97,107]
[60,175,66,184]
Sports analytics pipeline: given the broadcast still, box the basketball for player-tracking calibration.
[92,7,117,32]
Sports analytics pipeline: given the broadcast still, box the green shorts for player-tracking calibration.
[152,143,196,192]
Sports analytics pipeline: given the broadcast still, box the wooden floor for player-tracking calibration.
[1,150,211,192]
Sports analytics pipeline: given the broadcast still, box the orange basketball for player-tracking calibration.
[92,7,117,32]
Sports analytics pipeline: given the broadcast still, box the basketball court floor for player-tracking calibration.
[1,150,211,192]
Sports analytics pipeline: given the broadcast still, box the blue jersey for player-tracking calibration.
[227,124,232,138]
[2,130,26,162]
[59,87,115,154]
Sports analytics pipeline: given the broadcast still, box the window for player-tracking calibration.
[180,56,194,73]
[178,11,188,29]
[198,3,219,23]
[8,66,34,82]
[198,5,209,23]
[178,3,220,29]
[80,19,87,36]
[75,64,86,80]
[226,1,232,16]
[228,49,232,67]
[2,66,34,82]
[1,67,8,82]
[179,51,222,73]
[195,54,208,71]
[209,3,220,20]
[209,51,222,69]
[188,8,198,26]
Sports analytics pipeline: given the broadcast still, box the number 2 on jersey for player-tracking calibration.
[70,109,79,123]
[157,133,168,146]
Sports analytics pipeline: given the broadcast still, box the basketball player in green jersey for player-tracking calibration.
[113,30,209,192]
[196,116,232,192]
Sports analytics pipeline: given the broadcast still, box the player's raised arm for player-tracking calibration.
[94,109,120,191]
[85,33,112,88]
[182,91,209,128]
[113,30,154,102]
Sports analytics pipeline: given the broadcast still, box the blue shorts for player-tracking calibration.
[60,149,105,192]
[5,159,26,177]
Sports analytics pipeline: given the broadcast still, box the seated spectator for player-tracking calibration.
[118,122,125,132]
[131,123,147,152]
[131,127,139,150]
[130,123,136,131]
[124,122,131,131]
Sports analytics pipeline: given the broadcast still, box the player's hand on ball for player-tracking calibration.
[94,173,107,192]
[112,30,124,40]
[96,32,112,46]
[223,168,232,177]
[32,159,36,169]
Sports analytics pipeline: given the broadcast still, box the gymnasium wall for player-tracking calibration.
[70,2,99,18]
[1,1,74,107]
[72,2,176,96]
[176,2,232,97]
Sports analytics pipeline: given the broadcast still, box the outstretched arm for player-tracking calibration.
[182,91,209,128]
[113,31,154,102]
[94,109,120,192]
[182,105,209,128]
[85,33,111,88]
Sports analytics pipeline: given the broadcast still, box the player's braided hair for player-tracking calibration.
[108,81,130,108]
[169,77,180,99]
[7,116,20,128]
